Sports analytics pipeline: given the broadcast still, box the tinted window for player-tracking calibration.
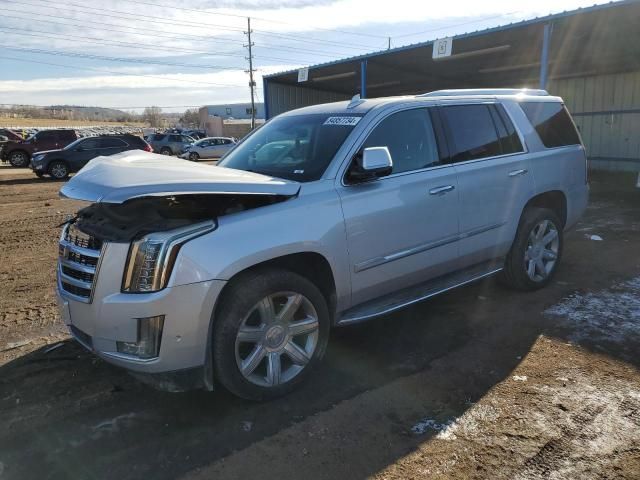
[363,108,440,174]
[101,137,127,148]
[79,138,101,149]
[441,105,502,162]
[37,131,57,141]
[153,134,166,141]
[520,102,581,148]
[489,104,523,155]
[58,130,76,140]
[169,135,181,142]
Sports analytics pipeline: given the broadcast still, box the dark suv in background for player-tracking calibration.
[31,134,151,179]
[147,133,195,155]
[2,129,78,167]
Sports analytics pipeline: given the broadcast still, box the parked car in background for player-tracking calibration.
[31,134,151,179]
[2,129,78,167]
[182,129,207,140]
[0,128,24,142]
[147,133,195,156]
[56,89,588,400]
[180,137,237,161]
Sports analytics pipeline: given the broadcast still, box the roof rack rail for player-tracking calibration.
[418,88,549,97]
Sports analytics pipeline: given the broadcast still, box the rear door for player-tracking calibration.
[337,107,460,306]
[35,131,58,152]
[99,137,128,155]
[69,137,103,170]
[440,102,535,268]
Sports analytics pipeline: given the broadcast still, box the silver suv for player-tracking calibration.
[57,89,588,400]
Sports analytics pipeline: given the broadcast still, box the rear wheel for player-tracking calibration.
[501,207,563,291]
[160,147,172,155]
[48,161,69,180]
[35,172,44,178]
[213,269,330,401]
[9,150,29,167]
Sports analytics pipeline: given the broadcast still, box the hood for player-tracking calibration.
[59,150,301,204]
[33,149,63,157]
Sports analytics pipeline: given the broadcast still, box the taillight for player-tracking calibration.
[144,144,153,152]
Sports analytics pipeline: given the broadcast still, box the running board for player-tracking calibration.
[337,260,504,326]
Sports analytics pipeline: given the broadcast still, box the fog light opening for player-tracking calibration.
[116,315,164,359]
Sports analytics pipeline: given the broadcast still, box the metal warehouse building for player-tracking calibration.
[263,0,640,171]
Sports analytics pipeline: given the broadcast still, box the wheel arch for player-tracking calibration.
[522,190,567,228]
[203,251,338,391]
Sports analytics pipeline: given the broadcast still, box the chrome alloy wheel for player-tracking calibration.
[50,162,68,179]
[525,220,559,282]
[235,292,319,387]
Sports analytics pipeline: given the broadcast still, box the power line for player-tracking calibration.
[1,10,362,59]
[0,102,262,110]
[393,12,520,39]
[116,0,388,40]
[0,28,318,65]
[1,45,245,70]
[1,11,246,47]
[0,55,249,88]
[8,0,376,51]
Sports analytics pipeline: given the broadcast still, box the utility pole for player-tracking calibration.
[245,17,256,130]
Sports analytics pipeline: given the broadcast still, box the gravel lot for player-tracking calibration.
[0,167,639,480]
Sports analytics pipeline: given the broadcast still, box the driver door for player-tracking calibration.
[337,107,460,307]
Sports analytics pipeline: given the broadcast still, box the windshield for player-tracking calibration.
[218,113,363,182]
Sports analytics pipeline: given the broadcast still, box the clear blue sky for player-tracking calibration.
[0,0,609,112]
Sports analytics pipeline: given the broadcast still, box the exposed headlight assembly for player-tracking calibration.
[122,220,215,293]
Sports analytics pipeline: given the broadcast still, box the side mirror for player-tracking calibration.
[348,147,393,183]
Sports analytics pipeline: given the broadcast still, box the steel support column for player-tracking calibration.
[539,22,553,89]
[360,59,367,98]
[263,77,270,120]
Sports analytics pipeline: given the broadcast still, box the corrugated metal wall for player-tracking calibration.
[265,82,351,118]
[550,72,640,170]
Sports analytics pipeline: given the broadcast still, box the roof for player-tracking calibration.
[277,89,562,117]
[265,1,638,80]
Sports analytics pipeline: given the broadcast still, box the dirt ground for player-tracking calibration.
[0,166,639,480]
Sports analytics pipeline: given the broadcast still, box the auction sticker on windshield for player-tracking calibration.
[323,116,362,126]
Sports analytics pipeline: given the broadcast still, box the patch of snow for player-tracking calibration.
[513,375,528,382]
[545,276,640,351]
[588,234,603,241]
[433,404,501,441]
[241,421,253,432]
[411,418,453,436]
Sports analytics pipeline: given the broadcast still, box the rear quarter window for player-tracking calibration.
[520,102,581,148]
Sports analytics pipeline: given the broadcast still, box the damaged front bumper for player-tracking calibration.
[56,242,226,389]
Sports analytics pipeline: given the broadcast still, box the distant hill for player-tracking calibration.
[44,105,134,122]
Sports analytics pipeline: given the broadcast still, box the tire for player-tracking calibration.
[35,172,44,178]
[213,269,330,401]
[48,161,69,180]
[501,207,563,291]
[160,147,172,155]
[188,152,199,161]
[8,150,29,168]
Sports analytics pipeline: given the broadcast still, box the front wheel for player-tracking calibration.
[160,147,172,155]
[501,207,563,291]
[9,150,29,167]
[48,161,69,180]
[213,269,330,401]
[188,152,199,161]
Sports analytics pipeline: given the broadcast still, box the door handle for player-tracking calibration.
[508,169,528,177]
[429,185,455,195]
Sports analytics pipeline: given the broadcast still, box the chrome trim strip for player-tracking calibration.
[339,267,503,325]
[60,258,96,274]
[354,222,507,273]
[58,266,94,290]
[59,239,101,258]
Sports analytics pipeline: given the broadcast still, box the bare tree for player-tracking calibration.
[143,106,163,127]
[180,108,200,128]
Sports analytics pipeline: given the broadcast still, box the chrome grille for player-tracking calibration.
[58,223,104,303]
